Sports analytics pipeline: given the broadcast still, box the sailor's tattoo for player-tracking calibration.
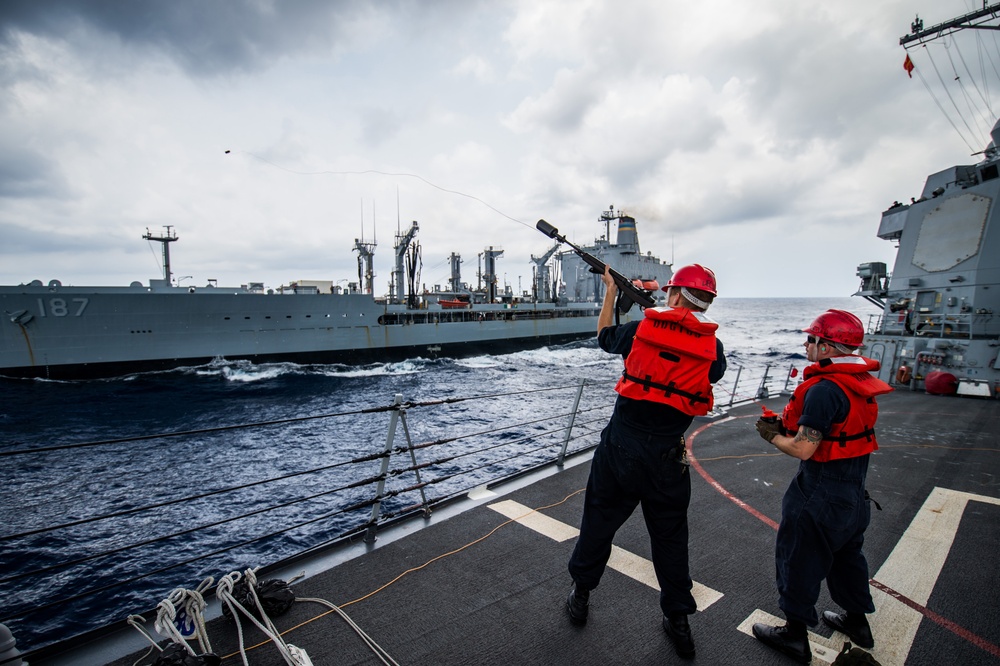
[794,426,823,445]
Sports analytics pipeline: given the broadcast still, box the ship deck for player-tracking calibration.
[77,390,999,666]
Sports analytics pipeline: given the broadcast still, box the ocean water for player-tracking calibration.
[0,297,879,655]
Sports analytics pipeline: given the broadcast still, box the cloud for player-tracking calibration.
[453,55,494,82]
[0,139,67,198]
[0,0,391,77]
[0,0,986,298]
[360,106,405,147]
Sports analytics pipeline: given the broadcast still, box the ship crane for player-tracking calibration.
[354,238,377,295]
[405,241,422,309]
[447,253,464,294]
[391,221,419,305]
[531,242,560,302]
[479,247,504,303]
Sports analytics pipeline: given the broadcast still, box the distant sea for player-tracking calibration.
[0,297,879,654]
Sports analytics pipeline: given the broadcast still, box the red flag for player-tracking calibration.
[904,54,914,78]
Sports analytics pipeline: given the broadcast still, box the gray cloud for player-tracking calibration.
[0,0,383,77]
[0,141,67,198]
[361,106,405,147]
[0,1,974,297]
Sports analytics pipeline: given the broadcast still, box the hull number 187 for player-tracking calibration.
[37,298,89,317]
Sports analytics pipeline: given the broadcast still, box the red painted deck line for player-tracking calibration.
[686,422,778,530]
[686,416,1000,660]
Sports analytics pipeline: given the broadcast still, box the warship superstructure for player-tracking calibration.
[556,207,673,305]
[855,4,1000,400]
[0,208,672,380]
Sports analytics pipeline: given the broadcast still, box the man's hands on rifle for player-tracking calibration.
[601,265,617,292]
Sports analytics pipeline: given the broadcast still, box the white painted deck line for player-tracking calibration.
[488,499,579,542]
[737,609,841,664]
[488,499,724,612]
[868,486,1000,666]
[738,487,1000,666]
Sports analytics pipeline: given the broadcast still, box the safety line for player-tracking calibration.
[686,415,1000,661]
[0,382,597,457]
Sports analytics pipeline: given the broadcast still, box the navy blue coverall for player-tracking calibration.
[775,380,877,626]
[568,318,726,618]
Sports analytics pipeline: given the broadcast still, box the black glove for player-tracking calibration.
[755,418,782,443]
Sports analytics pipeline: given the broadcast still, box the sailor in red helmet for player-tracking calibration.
[566,263,726,660]
[752,310,892,663]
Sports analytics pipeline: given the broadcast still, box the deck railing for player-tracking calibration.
[0,366,779,660]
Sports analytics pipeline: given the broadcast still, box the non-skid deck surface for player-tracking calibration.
[95,390,999,666]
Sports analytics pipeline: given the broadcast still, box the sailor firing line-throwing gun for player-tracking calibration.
[535,219,655,321]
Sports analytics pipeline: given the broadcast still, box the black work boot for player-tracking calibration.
[662,613,696,659]
[566,582,589,625]
[752,622,811,663]
[822,610,874,649]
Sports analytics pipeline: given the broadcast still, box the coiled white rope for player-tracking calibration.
[126,576,216,665]
[217,568,312,666]
[154,576,215,655]
[127,568,397,666]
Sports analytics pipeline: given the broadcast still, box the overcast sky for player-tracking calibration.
[1,1,994,298]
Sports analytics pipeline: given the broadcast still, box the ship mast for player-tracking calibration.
[899,3,1000,154]
[900,3,1000,45]
[143,226,178,284]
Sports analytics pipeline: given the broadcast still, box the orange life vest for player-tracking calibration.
[781,356,894,462]
[614,306,718,416]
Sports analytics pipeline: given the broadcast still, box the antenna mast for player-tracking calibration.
[143,226,179,283]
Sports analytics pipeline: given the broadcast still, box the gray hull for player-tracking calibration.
[1,284,602,380]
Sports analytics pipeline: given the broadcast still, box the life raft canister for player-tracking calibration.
[924,370,958,395]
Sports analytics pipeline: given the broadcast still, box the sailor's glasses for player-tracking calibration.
[806,335,820,345]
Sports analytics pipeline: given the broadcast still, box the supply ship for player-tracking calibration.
[0,207,672,380]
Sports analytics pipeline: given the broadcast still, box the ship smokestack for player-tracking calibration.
[616,215,639,251]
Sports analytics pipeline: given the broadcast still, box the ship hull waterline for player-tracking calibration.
[1,288,603,380]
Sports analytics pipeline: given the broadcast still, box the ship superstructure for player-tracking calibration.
[556,207,673,305]
[855,5,1000,398]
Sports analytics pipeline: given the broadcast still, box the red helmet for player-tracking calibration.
[664,264,717,296]
[632,278,660,292]
[803,309,865,347]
